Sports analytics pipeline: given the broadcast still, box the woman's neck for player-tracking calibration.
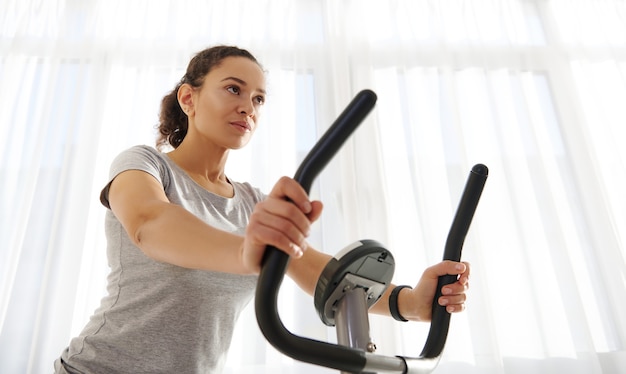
[166,142,233,197]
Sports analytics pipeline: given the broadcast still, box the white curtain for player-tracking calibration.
[1,0,625,373]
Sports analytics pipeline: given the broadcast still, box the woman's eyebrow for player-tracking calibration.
[221,76,266,94]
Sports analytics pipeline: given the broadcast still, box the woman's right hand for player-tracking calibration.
[242,176,323,274]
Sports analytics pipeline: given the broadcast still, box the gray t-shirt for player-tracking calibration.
[56,145,264,373]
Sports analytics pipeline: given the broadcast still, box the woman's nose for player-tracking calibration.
[238,99,255,117]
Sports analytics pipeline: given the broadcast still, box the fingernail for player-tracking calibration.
[446,305,455,313]
[440,298,449,305]
[442,287,452,295]
[291,243,303,258]
[303,201,312,213]
[455,263,465,271]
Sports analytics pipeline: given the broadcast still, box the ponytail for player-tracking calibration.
[157,82,187,150]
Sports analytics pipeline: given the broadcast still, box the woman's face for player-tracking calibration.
[184,56,266,150]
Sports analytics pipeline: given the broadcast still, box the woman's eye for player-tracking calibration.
[226,86,240,95]
[255,96,265,105]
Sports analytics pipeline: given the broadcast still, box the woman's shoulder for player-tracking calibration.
[109,145,172,172]
[100,145,172,208]
[115,144,164,160]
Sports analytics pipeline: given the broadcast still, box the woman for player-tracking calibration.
[55,45,470,373]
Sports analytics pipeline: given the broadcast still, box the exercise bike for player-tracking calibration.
[255,90,488,373]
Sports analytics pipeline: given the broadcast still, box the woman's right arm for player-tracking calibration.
[108,169,251,273]
[108,170,320,275]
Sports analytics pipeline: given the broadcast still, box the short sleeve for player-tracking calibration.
[99,145,170,209]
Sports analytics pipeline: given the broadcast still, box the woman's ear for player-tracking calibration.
[177,83,195,116]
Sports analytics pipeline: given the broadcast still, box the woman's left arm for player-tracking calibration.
[288,251,470,322]
[286,246,332,295]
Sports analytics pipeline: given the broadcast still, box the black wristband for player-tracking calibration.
[389,285,412,322]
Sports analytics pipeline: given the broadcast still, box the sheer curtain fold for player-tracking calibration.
[1,0,625,373]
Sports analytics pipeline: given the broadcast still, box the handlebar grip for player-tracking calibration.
[255,90,378,373]
[294,89,378,191]
[420,164,488,358]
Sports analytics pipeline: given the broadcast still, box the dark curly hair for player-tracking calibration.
[156,45,262,150]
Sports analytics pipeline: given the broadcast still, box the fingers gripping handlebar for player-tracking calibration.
[254,89,488,373]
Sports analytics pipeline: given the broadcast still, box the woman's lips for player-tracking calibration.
[230,121,251,132]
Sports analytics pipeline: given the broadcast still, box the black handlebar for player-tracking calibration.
[420,164,488,358]
[255,89,488,373]
[255,90,377,373]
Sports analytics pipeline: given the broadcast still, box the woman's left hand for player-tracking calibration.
[399,261,470,322]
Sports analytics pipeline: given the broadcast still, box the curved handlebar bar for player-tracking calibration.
[255,90,377,372]
[255,89,488,373]
[420,164,488,359]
